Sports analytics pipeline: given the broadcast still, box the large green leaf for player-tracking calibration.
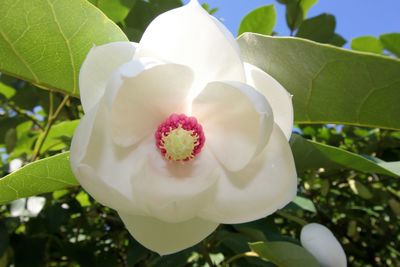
[238,5,276,36]
[380,33,400,57]
[249,241,319,267]
[238,34,400,130]
[0,152,78,205]
[290,134,400,177]
[351,36,383,54]
[0,0,127,96]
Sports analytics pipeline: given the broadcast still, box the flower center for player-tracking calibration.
[155,114,205,161]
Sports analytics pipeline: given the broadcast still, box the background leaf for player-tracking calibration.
[124,0,182,42]
[249,241,320,267]
[238,5,277,36]
[0,0,127,96]
[285,2,304,33]
[296,13,336,43]
[90,0,136,23]
[351,36,384,54]
[380,33,400,57]
[0,82,16,99]
[35,120,78,153]
[238,34,400,130]
[299,0,318,18]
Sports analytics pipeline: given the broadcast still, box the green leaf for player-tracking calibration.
[0,82,16,99]
[296,13,336,43]
[4,128,17,153]
[290,134,400,177]
[91,0,136,23]
[380,33,400,57]
[238,5,277,36]
[378,161,400,175]
[328,33,346,47]
[351,36,384,54]
[201,3,218,15]
[348,179,373,199]
[238,34,400,130]
[0,0,127,96]
[0,152,78,205]
[0,117,25,144]
[280,0,316,33]
[36,120,79,153]
[9,121,37,158]
[278,0,316,18]
[249,241,319,267]
[299,0,318,17]
[293,196,316,213]
[75,191,91,207]
[285,2,303,32]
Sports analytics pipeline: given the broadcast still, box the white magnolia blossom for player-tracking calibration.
[70,0,297,255]
[301,223,347,267]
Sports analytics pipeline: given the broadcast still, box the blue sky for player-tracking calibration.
[183,0,399,45]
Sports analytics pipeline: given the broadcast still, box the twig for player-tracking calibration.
[276,210,307,226]
[6,101,44,130]
[31,93,69,161]
[201,241,215,267]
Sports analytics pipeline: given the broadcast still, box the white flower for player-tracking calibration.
[70,0,297,255]
[301,223,347,267]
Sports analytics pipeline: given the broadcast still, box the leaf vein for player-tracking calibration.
[46,0,77,93]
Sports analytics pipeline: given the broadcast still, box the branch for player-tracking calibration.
[6,101,44,130]
[31,93,69,161]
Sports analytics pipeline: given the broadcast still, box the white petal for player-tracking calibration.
[70,103,98,167]
[119,213,218,255]
[75,164,146,215]
[198,123,297,224]
[192,81,274,172]
[301,223,347,267]
[79,42,137,113]
[136,1,245,96]
[245,63,294,140]
[109,60,194,147]
[131,139,220,223]
[70,100,145,215]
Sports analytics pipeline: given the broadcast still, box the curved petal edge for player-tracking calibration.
[119,213,219,255]
[79,42,137,113]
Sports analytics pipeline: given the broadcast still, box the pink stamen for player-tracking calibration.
[155,113,205,161]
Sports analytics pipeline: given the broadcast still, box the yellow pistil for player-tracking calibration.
[162,125,199,161]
